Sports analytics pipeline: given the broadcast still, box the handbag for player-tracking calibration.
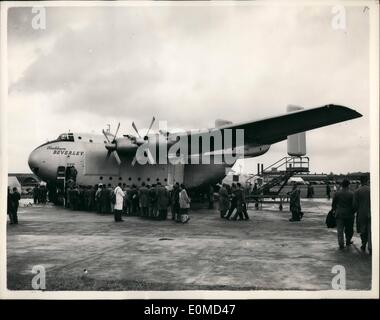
[181,214,190,223]
[325,209,336,228]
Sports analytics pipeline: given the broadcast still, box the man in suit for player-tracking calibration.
[170,183,180,221]
[122,184,129,215]
[7,187,14,224]
[10,187,21,224]
[95,184,102,213]
[156,182,170,220]
[326,183,331,200]
[218,184,230,219]
[208,185,214,209]
[332,179,355,250]
[225,183,237,220]
[107,184,114,213]
[33,185,39,204]
[88,185,96,211]
[139,182,149,218]
[148,184,158,219]
[231,183,248,221]
[100,184,110,214]
[289,183,301,222]
[130,185,139,216]
[71,185,80,210]
[353,175,371,254]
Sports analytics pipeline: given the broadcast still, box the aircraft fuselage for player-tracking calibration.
[28,132,270,189]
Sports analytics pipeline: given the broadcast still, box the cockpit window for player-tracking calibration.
[57,133,74,142]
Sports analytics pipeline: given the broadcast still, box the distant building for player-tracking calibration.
[8,173,41,195]
[297,172,369,184]
[8,176,22,193]
[8,173,40,186]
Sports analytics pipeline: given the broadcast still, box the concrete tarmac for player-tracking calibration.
[7,199,371,291]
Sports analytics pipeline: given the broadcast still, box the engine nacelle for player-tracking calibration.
[215,119,233,128]
[243,144,271,158]
[114,137,139,153]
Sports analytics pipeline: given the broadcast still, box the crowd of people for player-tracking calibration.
[63,182,191,224]
[32,185,48,204]
[331,176,371,254]
[7,175,372,256]
[283,177,371,254]
[218,183,250,221]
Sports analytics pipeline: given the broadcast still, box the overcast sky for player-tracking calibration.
[7,3,370,174]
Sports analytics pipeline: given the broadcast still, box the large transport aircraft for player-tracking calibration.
[28,104,361,199]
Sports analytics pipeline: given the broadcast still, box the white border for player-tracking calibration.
[0,0,378,300]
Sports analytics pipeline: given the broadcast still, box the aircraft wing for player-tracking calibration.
[217,104,362,145]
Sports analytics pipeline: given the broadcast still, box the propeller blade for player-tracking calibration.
[145,148,156,164]
[145,116,156,137]
[113,122,121,141]
[105,150,121,165]
[113,151,122,165]
[132,122,141,138]
[102,129,111,143]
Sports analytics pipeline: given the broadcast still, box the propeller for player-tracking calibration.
[131,116,155,144]
[113,122,120,142]
[102,123,122,165]
[131,121,141,138]
[145,116,155,137]
[130,117,156,165]
[103,117,156,166]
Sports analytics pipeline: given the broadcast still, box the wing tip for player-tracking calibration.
[327,104,363,119]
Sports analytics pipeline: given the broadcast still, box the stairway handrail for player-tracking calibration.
[246,156,292,183]
[246,156,309,185]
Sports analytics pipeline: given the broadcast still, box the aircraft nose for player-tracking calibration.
[28,149,40,174]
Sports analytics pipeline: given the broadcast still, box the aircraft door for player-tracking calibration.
[56,166,66,186]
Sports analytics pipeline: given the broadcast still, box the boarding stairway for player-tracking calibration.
[55,166,77,206]
[245,156,310,210]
